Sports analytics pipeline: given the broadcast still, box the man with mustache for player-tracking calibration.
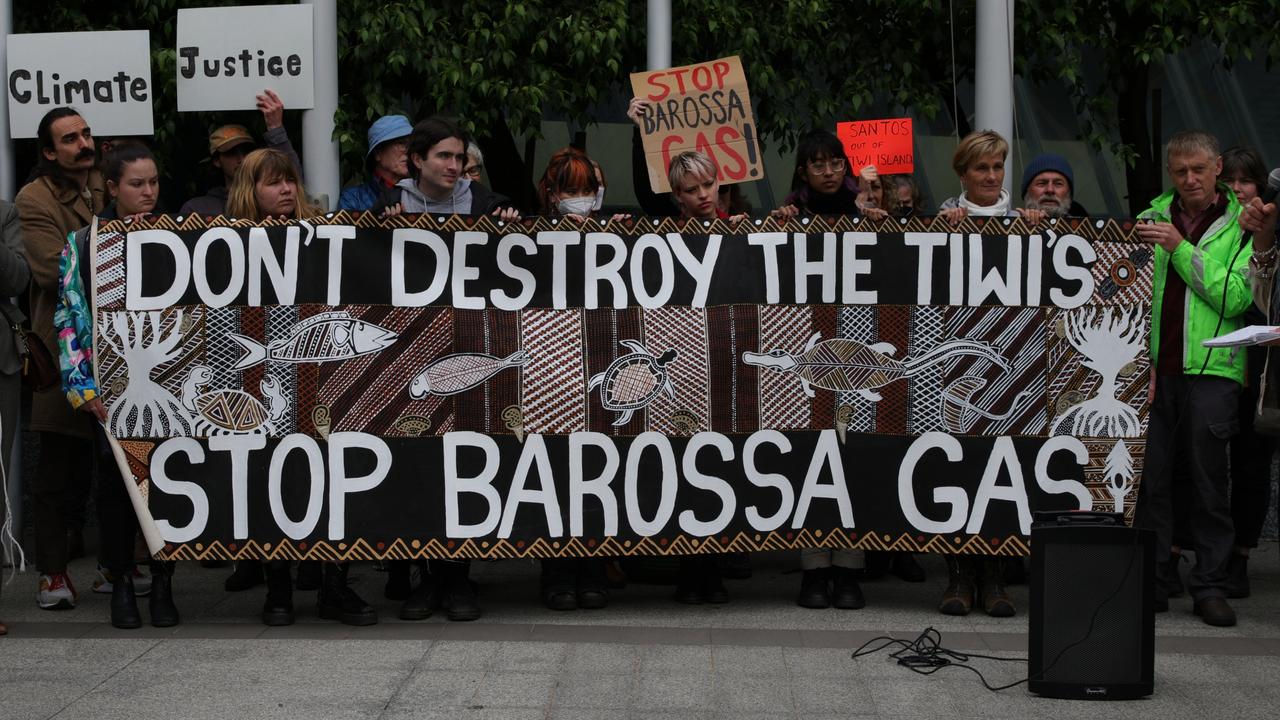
[14,107,106,612]
[1020,153,1089,218]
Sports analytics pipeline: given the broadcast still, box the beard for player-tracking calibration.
[1024,196,1070,218]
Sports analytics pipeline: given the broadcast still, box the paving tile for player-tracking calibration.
[492,640,567,672]
[422,640,499,670]
[639,644,714,674]
[552,672,636,709]
[391,669,487,707]
[564,642,641,674]
[710,644,787,675]
[472,671,558,709]
[632,672,717,711]
[711,672,795,713]
[789,674,875,713]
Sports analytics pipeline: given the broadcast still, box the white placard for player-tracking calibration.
[176,4,314,112]
[6,31,154,139]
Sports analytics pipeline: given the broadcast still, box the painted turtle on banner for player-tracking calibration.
[588,340,678,426]
[180,365,288,434]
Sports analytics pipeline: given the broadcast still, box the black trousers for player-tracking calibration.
[93,425,140,576]
[32,432,91,573]
[1138,374,1238,601]
[1229,347,1274,547]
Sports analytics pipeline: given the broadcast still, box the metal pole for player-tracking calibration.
[974,0,1015,197]
[0,0,15,200]
[301,0,339,210]
[646,0,671,71]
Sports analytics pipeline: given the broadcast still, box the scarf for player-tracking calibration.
[957,189,1012,216]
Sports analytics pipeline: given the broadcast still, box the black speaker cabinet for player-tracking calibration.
[1029,512,1154,700]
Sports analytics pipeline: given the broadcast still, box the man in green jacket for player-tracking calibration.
[1135,130,1251,627]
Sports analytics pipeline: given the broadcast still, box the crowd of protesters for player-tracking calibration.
[0,88,1277,637]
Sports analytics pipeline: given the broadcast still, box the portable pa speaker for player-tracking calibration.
[1028,512,1154,700]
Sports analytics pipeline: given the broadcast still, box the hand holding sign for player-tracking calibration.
[837,118,914,176]
[256,89,285,130]
[629,56,763,193]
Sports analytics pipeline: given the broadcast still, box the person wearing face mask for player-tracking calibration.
[887,175,922,217]
[15,107,106,612]
[938,130,1045,226]
[56,141,181,629]
[339,115,413,212]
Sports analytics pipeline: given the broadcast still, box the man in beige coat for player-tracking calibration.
[14,107,105,610]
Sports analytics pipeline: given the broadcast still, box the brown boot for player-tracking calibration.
[980,558,1016,617]
[939,556,975,615]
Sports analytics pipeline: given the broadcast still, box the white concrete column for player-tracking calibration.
[975,0,1015,196]
[301,0,339,209]
[646,0,671,71]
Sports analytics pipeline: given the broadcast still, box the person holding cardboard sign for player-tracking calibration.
[179,89,303,218]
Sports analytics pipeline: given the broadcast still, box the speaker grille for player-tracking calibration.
[1039,541,1144,684]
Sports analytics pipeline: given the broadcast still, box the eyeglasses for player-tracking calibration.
[807,158,846,174]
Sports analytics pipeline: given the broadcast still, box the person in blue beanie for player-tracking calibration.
[338,115,413,212]
[1020,153,1090,217]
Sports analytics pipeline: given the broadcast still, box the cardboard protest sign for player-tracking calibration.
[6,31,153,139]
[837,118,914,175]
[176,4,314,111]
[93,213,1151,561]
[630,56,763,193]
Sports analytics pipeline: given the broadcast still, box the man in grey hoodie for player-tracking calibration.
[372,116,518,219]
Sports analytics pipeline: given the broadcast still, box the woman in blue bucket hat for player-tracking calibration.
[338,115,414,212]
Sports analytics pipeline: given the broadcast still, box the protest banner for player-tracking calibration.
[6,31,153,139]
[837,118,914,175]
[176,4,314,112]
[630,56,763,193]
[92,213,1152,561]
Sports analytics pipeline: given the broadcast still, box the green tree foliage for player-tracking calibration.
[1017,1,1280,214]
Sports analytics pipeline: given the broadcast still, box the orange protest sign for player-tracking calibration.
[836,118,914,175]
[630,55,763,193]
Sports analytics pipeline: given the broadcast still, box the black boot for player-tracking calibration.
[110,570,142,629]
[576,558,609,610]
[224,559,264,592]
[438,561,480,622]
[674,557,702,604]
[831,566,866,609]
[148,564,180,628]
[399,562,438,621]
[318,563,377,626]
[796,568,831,609]
[939,556,975,616]
[979,559,1016,617]
[541,559,577,611]
[262,561,295,626]
[700,556,729,604]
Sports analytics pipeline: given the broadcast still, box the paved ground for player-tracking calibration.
[2,545,1280,720]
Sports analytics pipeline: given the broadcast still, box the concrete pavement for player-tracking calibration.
[3,547,1279,719]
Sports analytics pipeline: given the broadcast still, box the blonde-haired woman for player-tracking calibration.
[938,130,1045,226]
[227,148,321,221]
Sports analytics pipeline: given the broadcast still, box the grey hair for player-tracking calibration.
[1165,130,1219,164]
[467,143,485,166]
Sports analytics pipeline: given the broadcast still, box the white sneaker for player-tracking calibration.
[92,565,152,596]
[36,572,77,610]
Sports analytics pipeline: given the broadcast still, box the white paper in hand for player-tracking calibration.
[1203,325,1280,348]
